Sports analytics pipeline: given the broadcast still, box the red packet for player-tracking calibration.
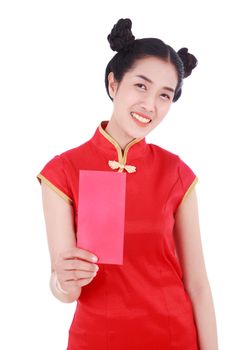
[76,170,126,265]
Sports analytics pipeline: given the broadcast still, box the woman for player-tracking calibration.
[37,18,218,350]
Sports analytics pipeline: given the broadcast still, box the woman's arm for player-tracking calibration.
[173,188,219,350]
[40,182,98,303]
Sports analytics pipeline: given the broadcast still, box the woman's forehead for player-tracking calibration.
[127,57,178,86]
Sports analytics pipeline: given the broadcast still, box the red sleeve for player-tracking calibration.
[36,155,73,205]
[171,157,199,213]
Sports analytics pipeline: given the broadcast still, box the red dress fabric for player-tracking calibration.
[37,120,199,349]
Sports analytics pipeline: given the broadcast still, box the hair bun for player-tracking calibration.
[177,47,198,78]
[107,18,135,52]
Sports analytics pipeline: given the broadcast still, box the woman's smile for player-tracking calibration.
[130,112,152,127]
[131,111,152,122]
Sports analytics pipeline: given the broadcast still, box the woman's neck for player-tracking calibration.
[105,118,134,151]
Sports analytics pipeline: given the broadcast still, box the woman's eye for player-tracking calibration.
[135,84,171,101]
[160,93,171,100]
[135,83,146,90]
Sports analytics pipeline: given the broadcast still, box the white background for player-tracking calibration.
[0,0,241,349]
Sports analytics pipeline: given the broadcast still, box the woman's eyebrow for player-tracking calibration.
[135,74,175,93]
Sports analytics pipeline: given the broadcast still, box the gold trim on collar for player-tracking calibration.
[99,123,143,173]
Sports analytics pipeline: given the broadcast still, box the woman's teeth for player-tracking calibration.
[131,112,151,124]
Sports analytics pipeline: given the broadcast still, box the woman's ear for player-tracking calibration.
[108,72,118,98]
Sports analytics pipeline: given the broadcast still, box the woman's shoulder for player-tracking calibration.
[147,143,196,176]
[59,139,91,161]
[148,142,180,163]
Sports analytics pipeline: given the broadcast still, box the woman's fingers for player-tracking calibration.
[61,247,98,263]
[62,258,99,273]
[63,276,96,289]
[60,268,97,281]
[54,248,100,290]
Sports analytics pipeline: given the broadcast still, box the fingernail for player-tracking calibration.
[92,255,98,262]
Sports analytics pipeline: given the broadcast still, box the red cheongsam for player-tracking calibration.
[37,120,199,349]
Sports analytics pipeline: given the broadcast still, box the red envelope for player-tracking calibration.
[76,170,126,265]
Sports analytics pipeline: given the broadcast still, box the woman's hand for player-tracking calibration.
[53,247,99,293]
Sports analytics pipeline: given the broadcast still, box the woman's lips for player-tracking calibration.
[132,111,152,121]
[130,112,152,127]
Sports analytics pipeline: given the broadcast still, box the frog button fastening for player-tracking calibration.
[108,160,136,173]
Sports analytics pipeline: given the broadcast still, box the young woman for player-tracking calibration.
[37,18,218,350]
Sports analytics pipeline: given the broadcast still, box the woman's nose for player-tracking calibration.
[140,95,156,113]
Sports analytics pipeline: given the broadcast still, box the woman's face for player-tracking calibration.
[107,56,178,146]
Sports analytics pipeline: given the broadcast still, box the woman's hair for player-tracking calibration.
[105,18,198,102]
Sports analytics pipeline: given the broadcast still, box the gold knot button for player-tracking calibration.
[108,160,136,173]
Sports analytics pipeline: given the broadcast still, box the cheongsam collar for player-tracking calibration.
[90,120,148,174]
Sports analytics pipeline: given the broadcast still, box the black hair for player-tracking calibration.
[105,18,198,102]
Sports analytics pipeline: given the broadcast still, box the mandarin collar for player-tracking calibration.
[90,120,148,173]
